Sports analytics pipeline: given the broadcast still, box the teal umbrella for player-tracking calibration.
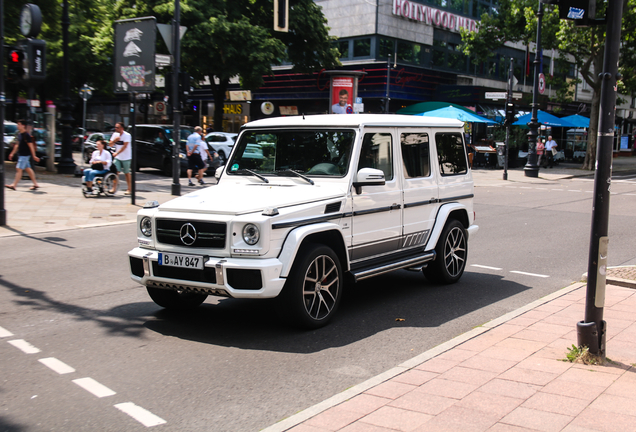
[415,106,497,124]
[561,114,590,128]
[397,101,477,115]
[513,110,575,127]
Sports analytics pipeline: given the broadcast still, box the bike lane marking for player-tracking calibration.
[39,357,76,374]
[72,377,117,398]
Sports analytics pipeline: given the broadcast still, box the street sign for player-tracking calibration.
[157,24,187,55]
[79,86,92,100]
[485,92,507,100]
[114,17,157,93]
[155,54,173,66]
[538,73,546,94]
[154,101,166,113]
[513,92,523,99]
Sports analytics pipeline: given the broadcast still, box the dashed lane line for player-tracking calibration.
[0,326,14,338]
[39,357,76,375]
[72,377,117,398]
[8,339,41,354]
[115,402,167,427]
[510,270,550,278]
[471,264,503,270]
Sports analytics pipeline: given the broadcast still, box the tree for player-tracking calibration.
[460,0,636,170]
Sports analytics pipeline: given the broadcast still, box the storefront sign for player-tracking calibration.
[223,103,243,114]
[280,106,298,115]
[229,90,252,101]
[261,102,274,115]
[392,0,478,33]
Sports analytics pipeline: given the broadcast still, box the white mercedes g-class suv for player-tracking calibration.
[129,114,478,328]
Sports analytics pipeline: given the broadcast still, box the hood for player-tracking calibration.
[159,182,347,215]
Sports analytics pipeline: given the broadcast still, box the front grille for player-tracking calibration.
[151,262,217,284]
[130,257,144,277]
[156,219,226,248]
[227,269,263,290]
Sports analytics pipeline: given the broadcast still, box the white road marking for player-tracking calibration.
[39,357,76,375]
[0,326,14,338]
[510,270,550,278]
[626,193,636,196]
[8,339,41,354]
[114,402,167,427]
[568,190,582,192]
[471,264,503,270]
[520,187,532,189]
[72,378,116,398]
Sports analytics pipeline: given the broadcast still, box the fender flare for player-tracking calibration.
[424,203,468,251]
[278,222,349,277]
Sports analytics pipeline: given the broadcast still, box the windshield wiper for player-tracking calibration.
[237,169,269,183]
[275,169,314,185]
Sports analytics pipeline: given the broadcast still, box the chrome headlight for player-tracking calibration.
[242,223,260,245]
[140,217,152,237]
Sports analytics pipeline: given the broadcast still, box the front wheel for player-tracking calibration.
[279,244,342,329]
[146,287,207,310]
[423,219,467,284]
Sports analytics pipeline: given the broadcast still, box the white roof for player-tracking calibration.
[243,114,463,129]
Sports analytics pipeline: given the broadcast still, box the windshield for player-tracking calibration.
[227,129,355,177]
[164,127,193,150]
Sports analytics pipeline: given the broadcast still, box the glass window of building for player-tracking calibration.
[353,38,371,58]
[378,37,393,59]
[335,40,349,59]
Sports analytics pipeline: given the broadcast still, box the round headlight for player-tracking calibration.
[140,217,152,237]
[242,223,260,245]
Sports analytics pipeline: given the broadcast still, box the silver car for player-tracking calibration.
[204,132,237,163]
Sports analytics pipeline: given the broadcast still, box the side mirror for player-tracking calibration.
[353,167,385,194]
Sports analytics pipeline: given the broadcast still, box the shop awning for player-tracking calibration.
[513,110,576,127]
[561,114,590,128]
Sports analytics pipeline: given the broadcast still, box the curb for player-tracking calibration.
[260,282,586,432]
[581,268,636,290]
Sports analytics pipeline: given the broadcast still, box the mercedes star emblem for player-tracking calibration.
[180,223,197,246]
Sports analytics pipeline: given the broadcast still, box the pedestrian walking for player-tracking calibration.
[5,119,40,191]
[199,140,217,184]
[109,122,133,194]
[186,126,205,186]
[537,138,545,167]
[545,135,558,168]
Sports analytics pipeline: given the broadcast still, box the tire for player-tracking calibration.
[279,244,342,329]
[423,219,467,284]
[146,287,207,310]
[103,173,118,196]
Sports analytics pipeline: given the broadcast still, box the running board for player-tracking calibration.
[350,251,436,282]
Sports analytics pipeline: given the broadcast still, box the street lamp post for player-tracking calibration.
[57,0,76,174]
[171,0,181,196]
[385,54,391,113]
[524,0,543,178]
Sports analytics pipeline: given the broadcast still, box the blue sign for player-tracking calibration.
[346,106,353,114]
[355,97,362,104]
[567,7,585,19]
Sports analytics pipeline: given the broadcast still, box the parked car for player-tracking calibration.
[128,114,478,328]
[204,132,237,163]
[4,121,18,159]
[83,132,115,163]
[129,124,192,176]
[33,128,62,166]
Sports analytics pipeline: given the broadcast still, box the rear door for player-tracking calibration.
[399,130,439,251]
[350,129,402,264]
[434,131,472,203]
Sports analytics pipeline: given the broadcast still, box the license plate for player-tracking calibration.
[158,252,204,270]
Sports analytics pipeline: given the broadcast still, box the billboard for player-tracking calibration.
[330,76,354,114]
[114,17,156,93]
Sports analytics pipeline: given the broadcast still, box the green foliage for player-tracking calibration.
[563,344,602,365]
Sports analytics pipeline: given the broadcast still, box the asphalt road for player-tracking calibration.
[1,173,635,431]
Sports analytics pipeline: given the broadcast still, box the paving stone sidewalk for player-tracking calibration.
[264,273,636,432]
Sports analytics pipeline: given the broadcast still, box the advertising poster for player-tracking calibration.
[114,18,156,93]
[331,76,354,114]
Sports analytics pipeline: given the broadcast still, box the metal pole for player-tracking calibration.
[57,0,76,174]
[524,0,542,178]
[81,89,87,167]
[385,54,391,114]
[0,0,7,225]
[171,0,181,196]
[577,0,624,360]
[504,57,513,181]
[130,92,136,205]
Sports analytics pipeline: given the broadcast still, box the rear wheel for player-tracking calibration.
[146,287,207,310]
[423,219,467,284]
[279,244,342,329]
[103,173,118,196]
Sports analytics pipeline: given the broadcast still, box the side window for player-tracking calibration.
[435,133,467,176]
[358,132,393,180]
[401,133,430,178]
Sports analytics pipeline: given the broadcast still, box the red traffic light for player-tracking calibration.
[10,50,21,63]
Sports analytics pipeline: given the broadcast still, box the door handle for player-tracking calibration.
[430,198,438,203]
[390,203,401,210]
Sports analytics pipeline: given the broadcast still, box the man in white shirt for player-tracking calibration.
[109,122,133,194]
[545,136,558,168]
[186,126,206,186]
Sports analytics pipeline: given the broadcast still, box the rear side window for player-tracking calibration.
[358,133,393,180]
[435,133,467,176]
[401,133,430,178]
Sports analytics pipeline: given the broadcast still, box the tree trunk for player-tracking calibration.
[211,78,229,133]
[582,87,601,170]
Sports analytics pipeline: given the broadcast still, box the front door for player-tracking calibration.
[350,130,402,264]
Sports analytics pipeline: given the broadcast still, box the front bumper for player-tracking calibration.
[128,247,286,299]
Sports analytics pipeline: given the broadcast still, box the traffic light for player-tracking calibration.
[274,0,289,32]
[504,102,515,127]
[7,48,25,81]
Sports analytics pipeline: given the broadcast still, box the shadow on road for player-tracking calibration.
[143,269,531,353]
